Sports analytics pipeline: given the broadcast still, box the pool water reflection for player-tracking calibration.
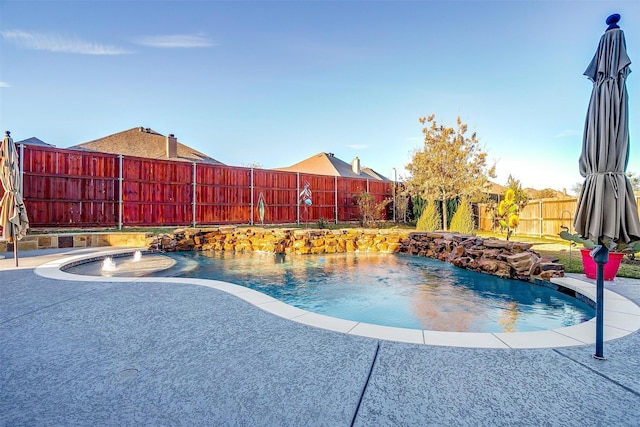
[130,251,595,333]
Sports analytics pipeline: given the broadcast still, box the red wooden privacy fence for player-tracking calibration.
[2,145,392,229]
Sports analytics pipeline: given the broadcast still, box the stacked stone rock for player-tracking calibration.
[150,228,564,282]
[152,227,405,254]
[401,232,564,281]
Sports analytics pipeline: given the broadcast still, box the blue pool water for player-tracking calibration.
[68,251,595,333]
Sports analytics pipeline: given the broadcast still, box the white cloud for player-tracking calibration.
[555,129,580,138]
[0,82,11,88]
[347,144,369,150]
[133,34,215,48]
[1,30,131,55]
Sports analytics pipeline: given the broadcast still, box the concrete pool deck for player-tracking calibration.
[2,248,640,425]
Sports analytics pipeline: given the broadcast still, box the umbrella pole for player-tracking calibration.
[591,243,609,360]
[12,223,19,267]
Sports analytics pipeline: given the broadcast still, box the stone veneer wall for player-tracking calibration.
[150,227,564,281]
[0,232,153,252]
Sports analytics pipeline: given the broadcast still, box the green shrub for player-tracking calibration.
[411,195,426,222]
[449,199,476,235]
[416,200,441,231]
[316,217,329,229]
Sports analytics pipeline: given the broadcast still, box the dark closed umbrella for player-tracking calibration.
[1,131,29,266]
[575,15,640,245]
[574,14,640,359]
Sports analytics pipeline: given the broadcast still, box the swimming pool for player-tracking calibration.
[67,251,595,333]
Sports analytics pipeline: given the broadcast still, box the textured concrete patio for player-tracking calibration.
[1,248,640,426]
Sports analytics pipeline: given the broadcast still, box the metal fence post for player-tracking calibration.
[118,155,123,230]
[392,168,397,223]
[334,176,338,224]
[250,168,254,225]
[539,200,543,238]
[192,162,197,227]
[19,143,24,195]
[296,172,300,225]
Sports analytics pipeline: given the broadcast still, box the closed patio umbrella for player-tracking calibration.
[574,14,640,359]
[1,131,29,266]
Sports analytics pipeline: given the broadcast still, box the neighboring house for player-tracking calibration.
[70,127,224,165]
[485,182,507,203]
[15,137,55,147]
[486,183,569,202]
[276,152,390,181]
[524,187,570,199]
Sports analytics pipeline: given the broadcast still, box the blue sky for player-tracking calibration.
[1,0,639,194]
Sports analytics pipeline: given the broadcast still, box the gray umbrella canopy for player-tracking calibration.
[574,19,640,245]
[1,131,29,245]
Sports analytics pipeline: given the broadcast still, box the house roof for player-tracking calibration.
[276,152,389,181]
[15,137,54,147]
[361,167,389,181]
[71,127,224,165]
[524,187,570,199]
[487,182,506,195]
[485,183,569,199]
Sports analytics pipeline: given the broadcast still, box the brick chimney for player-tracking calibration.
[351,156,361,175]
[166,134,177,158]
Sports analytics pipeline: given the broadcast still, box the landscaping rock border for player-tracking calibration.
[401,232,564,281]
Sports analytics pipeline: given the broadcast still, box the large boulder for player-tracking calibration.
[506,252,538,273]
[483,239,512,249]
